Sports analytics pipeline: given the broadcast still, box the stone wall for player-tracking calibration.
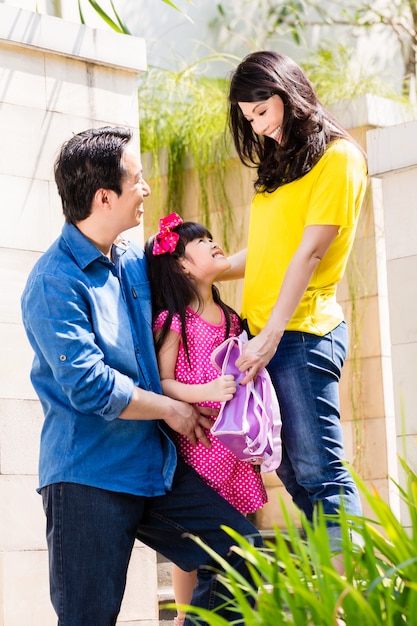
[0,6,158,625]
[367,120,417,529]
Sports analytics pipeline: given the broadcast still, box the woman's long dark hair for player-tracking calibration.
[145,221,240,361]
[228,50,364,192]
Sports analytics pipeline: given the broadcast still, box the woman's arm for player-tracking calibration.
[236,224,339,383]
[158,329,237,403]
[221,248,247,280]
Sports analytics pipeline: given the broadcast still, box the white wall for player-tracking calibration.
[0,5,158,624]
[367,120,417,528]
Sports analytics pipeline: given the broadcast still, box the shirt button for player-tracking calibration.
[59,354,67,361]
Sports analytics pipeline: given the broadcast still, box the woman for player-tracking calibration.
[225,50,367,548]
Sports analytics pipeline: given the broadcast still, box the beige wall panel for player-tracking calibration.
[45,55,139,124]
[0,399,42,475]
[119,545,159,623]
[0,323,38,400]
[391,342,417,437]
[0,549,56,626]
[0,475,45,551]
[0,175,51,251]
[0,43,46,109]
[0,248,41,323]
[387,255,417,346]
[382,170,417,260]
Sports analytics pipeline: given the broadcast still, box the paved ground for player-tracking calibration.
[159,603,176,625]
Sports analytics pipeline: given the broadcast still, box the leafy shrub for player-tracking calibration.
[179,459,417,625]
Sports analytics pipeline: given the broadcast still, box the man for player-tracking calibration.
[21,126,261,625]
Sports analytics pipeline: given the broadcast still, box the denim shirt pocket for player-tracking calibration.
[126,280,161,393]
[129,281,152,328]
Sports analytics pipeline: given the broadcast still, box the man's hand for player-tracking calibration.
[164,399,214,448]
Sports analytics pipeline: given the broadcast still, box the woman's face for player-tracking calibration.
[238,94,284,143]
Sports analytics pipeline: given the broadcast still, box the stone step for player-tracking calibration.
[157,553,176,622]
[157,555,174,588]
[158,584,175,603]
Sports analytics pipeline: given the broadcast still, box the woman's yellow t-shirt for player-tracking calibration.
[241,139,367,336]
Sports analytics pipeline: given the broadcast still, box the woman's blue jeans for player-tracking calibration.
[41,459,262,626]
[266,321,362,536]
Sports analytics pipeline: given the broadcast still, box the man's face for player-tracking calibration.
[114,149,151,231]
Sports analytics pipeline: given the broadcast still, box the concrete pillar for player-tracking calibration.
[367,119,417,529]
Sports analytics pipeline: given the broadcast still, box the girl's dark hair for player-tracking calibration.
[145,221,240,361]
[228,50,363,192]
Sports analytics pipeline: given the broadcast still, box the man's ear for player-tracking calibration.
[94,188,111,209]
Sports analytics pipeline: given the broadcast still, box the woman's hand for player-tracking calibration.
[235,331,280,385]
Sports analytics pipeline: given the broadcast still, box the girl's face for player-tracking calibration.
[180,236,231,283]
[239,94,284,143]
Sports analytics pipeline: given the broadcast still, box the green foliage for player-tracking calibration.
[137,43,402,234]
[74,1,409,236]
[138,63,237,235]
[212,0,315,50]
[161,0,193,21]
[77,1,417,99]
[174,460,417,625]
[213,0,417,98]
[76,1,239,234]
[301,45,402,105]
[77,0,131,33]
[77,0,193,30]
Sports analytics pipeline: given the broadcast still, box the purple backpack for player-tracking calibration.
[211,332,282,472]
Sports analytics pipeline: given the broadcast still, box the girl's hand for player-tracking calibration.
[206,375,237,402]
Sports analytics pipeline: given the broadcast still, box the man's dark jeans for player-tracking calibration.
[42,459,262,625]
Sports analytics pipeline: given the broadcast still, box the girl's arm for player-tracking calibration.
[236,224,339,384]
[157,329,236,403]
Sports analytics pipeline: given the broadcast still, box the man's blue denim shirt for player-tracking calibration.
[21,223,177,496]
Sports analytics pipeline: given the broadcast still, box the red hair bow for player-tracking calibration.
[152,212,183,255]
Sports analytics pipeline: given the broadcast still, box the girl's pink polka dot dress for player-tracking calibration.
[154,307,267,515]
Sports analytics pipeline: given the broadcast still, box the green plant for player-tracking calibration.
[74,1,408,243]
[302,45,402,105]
[174,459,417,625]
[137,63,240,238]
[77,0,193,31]
[213,0,417,100]
[75,0,241,239]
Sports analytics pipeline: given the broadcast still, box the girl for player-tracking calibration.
[145,214,267,626]
[225,51,367,551]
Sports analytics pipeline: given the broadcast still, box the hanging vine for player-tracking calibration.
[137,64,240,248]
